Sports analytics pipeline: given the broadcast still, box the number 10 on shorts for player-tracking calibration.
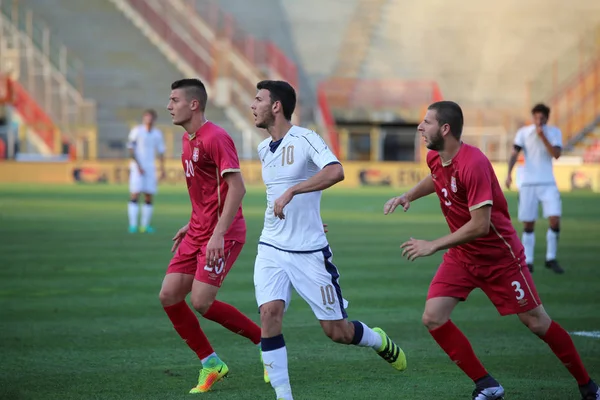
[320,285,336,305]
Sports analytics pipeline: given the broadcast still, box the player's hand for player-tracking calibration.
[505,175,512,189]
[171,223,189,253]
[535,124,545,137]
[400,238,437,261]
[274,189,294,220]
[323,223,328,233]
[206,232,225,267]
[383,194,410,214]
[138,165,145,175]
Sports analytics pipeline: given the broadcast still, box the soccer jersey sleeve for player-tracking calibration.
[206,133,241,176]
[549,127,563,147]
[513,128,525,148]
[303,131,340,169]
[463,157,494,212]
[127,127,138,149]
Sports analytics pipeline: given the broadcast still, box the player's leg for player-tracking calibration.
[160,240,216,392]
[518,186,538,272]
[128,167,142,233]
[192,241,261,345]
[480,260,597,398]
[255,245,294,400]
[139,170,156,233]
[293,247,406,371]
[540,185,564,273]
[425,255,504,399]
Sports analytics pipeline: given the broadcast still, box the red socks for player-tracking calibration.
[163,301,214,360]
[429,320,488,382]
[203,300,261,345]
[542,321,590,385]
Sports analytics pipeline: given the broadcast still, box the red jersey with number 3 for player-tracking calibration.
[181,121,246,245]
[426,143,524,266]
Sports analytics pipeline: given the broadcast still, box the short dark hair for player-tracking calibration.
[171,78,208,111]
[143,109,157,119]
[256,80,296,120]
[531,103,550,118]
[428,101,464,139]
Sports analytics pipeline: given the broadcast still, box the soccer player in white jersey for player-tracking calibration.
[127,109,166,233]
[250,80,407,400]
[506,103,564,274]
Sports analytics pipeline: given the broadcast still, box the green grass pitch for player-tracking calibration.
[0,184,599,400]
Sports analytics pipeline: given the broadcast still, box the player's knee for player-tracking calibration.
[422,310,447,330]
[159,287,184,307]
[260,303,284,328]
[519,310,551,336]
[192,297,214,315]
[130,195,139,203]
[548,217,560,231]
[523,222,535,233]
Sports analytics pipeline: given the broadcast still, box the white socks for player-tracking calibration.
[262,335,292,399]
[546,229,558,261]
[354,321,383,349]
[141,203,153,228]
[128,201,139,227]
[522,232,535,264]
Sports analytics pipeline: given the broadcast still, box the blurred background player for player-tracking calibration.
[161,78,262,394]
[506,103,564,274]
[251,80,407,400]
[127,109,166,233]
[384,101,598,400]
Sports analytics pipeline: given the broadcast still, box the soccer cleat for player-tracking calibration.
[139,226,155,234]
[472,385,505,400]
[189,361,229,393]
[579,379,599,400]
[128,226,137,233]
[373,327,407,371]
[545,259,564,274]
[527,263,534,273]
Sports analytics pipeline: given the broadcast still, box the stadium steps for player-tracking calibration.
[362,0,600,108]
[332,0,387,78]
[16,0,236,159]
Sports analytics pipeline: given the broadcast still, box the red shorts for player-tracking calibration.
[427,253,542,316]
[166,238,244,287]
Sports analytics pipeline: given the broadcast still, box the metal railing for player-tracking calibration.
[0,0,97,158]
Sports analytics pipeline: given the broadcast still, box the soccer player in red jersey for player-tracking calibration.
[383,101,598,400]
[161,78,262,393]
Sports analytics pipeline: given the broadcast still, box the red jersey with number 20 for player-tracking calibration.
[181,121,246,245]
[427,143,524,266]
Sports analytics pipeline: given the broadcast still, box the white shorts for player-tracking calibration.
[518,184,562,222]
[254,244,349,321]
[129,166,157,194]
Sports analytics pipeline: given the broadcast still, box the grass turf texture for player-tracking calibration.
[0,184,599,400]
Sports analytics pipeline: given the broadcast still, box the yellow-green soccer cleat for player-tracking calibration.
[189,361,229,393]
[373,327,407,371]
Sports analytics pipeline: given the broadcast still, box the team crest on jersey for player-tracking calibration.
[450,176,457,193]
[192,147,199,162]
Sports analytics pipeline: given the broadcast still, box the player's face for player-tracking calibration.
[142,112,155,126]
[418,110,445,151]
[167,89,193,126]
[532,112,548,127]
[250,89,275,129]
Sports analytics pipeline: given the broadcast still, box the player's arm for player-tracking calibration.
[291,162,344,195]
[537,126,562,159]
[383,175,435,214]
[127,128,144,174]
[506,128,525,188]
[430,206,491,252]
[213,172,246,237]
[156,131,167,179]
